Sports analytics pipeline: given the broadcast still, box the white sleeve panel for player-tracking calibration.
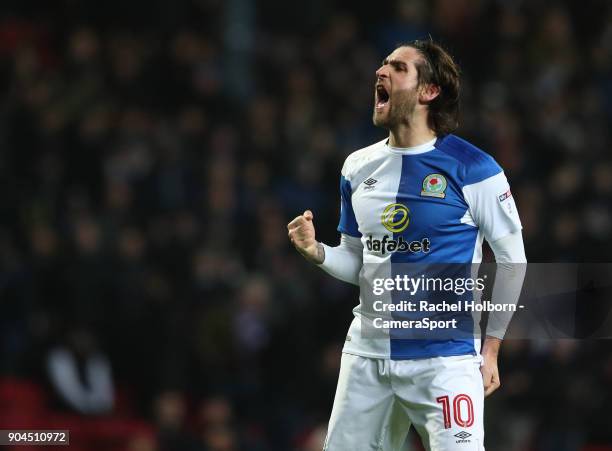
[318,234,363,286]
[462,171,522,243]
[489,229,527,264]
[486,230,527,339]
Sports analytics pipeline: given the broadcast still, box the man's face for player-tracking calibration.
[373,46,422,129]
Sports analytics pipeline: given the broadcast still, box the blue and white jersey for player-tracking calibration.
[338,134,522,360]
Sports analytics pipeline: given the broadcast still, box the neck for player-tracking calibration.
[388,120,437,148]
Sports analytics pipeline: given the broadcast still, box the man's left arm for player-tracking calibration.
[481,230,527,396]
[462,168,527,396]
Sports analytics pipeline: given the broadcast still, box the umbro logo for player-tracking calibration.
[454,431,472,443]
[363,178,377,190]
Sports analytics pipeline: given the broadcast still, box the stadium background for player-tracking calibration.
[1,0,611,450]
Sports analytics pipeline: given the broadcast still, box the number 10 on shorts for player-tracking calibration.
[436,394,475,428]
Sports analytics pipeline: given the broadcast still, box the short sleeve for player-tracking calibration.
[462,171,522,243]
[337,175,361,237]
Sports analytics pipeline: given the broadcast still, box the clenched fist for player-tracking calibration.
[287,210,325,264]
[481,336,502,397]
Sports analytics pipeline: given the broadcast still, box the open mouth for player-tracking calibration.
[376,84,390,109]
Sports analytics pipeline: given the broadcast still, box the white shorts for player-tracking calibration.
[323,353,485,451]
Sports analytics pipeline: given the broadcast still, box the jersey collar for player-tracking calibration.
[385,137,437,155]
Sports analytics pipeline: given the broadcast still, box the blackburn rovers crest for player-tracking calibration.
[421,173,447,199]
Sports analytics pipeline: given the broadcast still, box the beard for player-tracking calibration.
[372,88,418,129]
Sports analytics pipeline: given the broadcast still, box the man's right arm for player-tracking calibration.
[319,234,362,285]
[287,160,364,285]
[287,210,363,286]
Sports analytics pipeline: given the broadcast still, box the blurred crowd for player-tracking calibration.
[1,0,611,450]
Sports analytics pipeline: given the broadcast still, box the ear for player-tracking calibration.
[419,84,441,103]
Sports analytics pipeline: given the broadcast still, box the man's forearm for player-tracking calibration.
[299,242,325,264]
[481,335,501,357]
[317,235,363,286]
[486,231,527,339]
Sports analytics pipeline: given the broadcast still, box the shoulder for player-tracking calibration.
[434,134,502,186]
[341,138,387,179]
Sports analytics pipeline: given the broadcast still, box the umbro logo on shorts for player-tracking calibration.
[454,429,472,444]
[454,431,472,439]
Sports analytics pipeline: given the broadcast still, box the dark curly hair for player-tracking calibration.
[401,39,461,136]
